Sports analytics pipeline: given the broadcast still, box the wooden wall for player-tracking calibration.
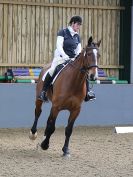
[0,0,124,77]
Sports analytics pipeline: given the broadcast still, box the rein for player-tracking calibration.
[69,46,99,74]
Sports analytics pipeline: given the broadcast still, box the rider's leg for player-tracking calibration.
[38,72,53,101]
[38,58,59,102]
[84,79,96,102]
[38,56,67,102]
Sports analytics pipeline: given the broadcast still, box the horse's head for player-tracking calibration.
[83,36,101,81]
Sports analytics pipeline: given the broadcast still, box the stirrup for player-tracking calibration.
[38,91,48,102]
[88,95,96,101]
[84,91,96,102]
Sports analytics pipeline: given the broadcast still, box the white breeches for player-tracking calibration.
[42,56,67,81]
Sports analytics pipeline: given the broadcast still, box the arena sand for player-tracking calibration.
[0,127,133,177]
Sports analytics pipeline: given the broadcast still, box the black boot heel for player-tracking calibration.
[38,91,48,102]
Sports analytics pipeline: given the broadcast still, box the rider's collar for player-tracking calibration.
[67,26,78,36]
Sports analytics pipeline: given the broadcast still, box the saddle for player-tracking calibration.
[51,60,70,85]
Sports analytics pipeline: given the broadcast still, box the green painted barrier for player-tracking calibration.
[0,76,12,81]
[113,80,128,84]
[6,76,13,80]
[15,79,35,83]
[90,80,128,84]
[0,76,5,80]
[16,79,128,84]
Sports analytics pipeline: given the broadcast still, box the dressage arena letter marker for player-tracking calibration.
[115,127,133,133]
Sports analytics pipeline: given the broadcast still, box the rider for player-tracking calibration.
[38,15,96,102]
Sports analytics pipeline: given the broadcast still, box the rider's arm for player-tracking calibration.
[56,36,69,60]
[75,43,81,56]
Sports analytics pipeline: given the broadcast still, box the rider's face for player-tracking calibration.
[71,22,81,32]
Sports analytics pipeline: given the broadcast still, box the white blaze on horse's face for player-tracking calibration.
[92,49,98,80]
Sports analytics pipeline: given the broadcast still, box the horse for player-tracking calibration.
[29,36,101,157]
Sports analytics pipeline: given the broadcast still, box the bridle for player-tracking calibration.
[67,45,99,75]
[80,46,99,73]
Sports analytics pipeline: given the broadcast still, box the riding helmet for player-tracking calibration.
[69,16,82,25]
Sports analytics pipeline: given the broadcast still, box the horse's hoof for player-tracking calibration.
[41,141,49,150]
[62,152,71,158]
[29,130,37,140]
[62,146,70,157]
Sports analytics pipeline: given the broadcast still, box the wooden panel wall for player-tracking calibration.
[0,0,124,77]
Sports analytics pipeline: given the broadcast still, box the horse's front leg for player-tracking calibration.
[29,100,43,140]
[62,108,80,157]
[41,107,59,150]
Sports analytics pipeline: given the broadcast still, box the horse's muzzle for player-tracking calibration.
[89,68,98,80]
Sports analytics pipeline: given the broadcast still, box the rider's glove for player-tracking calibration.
[63,55,70,61]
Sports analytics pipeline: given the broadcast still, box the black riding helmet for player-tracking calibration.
[69,16,82,25]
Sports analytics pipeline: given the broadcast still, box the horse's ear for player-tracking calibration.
[97,40,101,47]
[88,36,93,46]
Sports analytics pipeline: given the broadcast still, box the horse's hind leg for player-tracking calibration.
[41,107,59,150]
[62,108,80,156]
[29,100,43,140]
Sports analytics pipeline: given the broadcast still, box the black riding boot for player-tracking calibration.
[38,73,53,102]
[84,79,96,102]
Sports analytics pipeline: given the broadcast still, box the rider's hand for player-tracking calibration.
[63,55,70,61]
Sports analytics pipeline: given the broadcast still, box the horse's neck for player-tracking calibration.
[67,54,86,87]
[72,52,85,76]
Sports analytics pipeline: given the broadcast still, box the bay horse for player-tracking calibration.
[29,36,101,156]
